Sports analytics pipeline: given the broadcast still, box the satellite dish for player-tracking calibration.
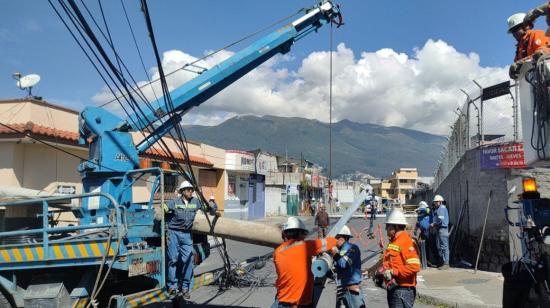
[13,73,40,97]
[17,74,41,89]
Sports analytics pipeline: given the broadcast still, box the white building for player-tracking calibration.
[224,150,255,220]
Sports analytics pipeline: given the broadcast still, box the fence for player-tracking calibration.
[433,80,518,190]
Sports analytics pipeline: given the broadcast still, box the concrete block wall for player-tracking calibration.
[434,148,512,271]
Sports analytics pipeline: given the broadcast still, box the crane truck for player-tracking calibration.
[502,51,550,306]
[0,1,342,307]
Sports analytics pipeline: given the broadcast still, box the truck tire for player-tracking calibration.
[0,290,13,308]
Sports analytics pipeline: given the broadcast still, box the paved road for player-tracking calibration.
[157,216,435,308]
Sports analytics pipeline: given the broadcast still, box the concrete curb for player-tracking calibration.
[416,291,502,308]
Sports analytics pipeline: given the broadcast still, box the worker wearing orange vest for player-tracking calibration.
[273,217,337,307]
[380,210,421,308]
[508,12,550,79]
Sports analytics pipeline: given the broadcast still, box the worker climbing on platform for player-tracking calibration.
[273,216,337,307]
[163,180,217,299]
[315,204,330,238]
[378,210,421,308]
[430,195,450,270]
[507,11,550,78]
[331,225,366,308]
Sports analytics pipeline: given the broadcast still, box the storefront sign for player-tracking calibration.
[480,143,526,169]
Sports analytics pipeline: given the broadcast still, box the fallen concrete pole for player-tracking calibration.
[192,214,283,248]
[0,185,60,199]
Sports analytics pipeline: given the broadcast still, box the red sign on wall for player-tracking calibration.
[480,142,527,169]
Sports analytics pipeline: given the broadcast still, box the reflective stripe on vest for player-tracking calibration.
[388,244,401,252]
[279,240,304,253]
[175,201,197,209]
[321,238,327,252]
[406,258,421,265]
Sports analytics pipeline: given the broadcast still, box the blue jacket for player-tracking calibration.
[434,205,449,228]
[164,196,217,230]
[334,242,362,286]
[416,209,431,233]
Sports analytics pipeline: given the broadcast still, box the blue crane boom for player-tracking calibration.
[0,2,342,307]
[76,1,341,224]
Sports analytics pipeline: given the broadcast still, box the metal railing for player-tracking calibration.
[0,192,123,259]
[433,80,518,190]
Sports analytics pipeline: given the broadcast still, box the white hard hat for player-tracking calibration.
[178,181,193,190]
[433,195,444,202]
[283,216,307,232]
[336,225,353,237]
[418,201,428,209]
[312,197,316,201]
[385,209,408,226]
[507,13,527,33]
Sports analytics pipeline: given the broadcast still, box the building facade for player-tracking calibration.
[223,150,257,220]
[0,99,227,228]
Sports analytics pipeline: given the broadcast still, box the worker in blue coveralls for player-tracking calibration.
[331,225,366,308]
[414,201,431,241]
[163,180,217,299]
[430,195,450,270]
[415,201,433,267]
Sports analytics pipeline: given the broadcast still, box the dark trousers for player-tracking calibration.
[318,226,328,238]
[387,287,416,308]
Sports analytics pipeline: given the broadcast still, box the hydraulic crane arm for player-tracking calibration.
[131,1,342,153]
[77,1,340,175]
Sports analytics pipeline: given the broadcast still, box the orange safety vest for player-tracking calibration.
[274,237,336,305]
[515,29,550,62]
[383,231,421,287]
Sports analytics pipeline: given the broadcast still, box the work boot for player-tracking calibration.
[181,289,191,300]
[438,264,450,270]
[168,288,178,297]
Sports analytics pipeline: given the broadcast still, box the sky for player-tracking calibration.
[0,0,546,135]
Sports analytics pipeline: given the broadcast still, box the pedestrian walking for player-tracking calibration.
[273,217,336,307]
[163,181,217,299]
[377,210,421,308]
[332,225,366,308]
[430,195,450,269]
[310,198,316,216]
[368,193,377,236]
[315,204,330,238]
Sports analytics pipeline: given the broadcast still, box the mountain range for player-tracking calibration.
[183,115,445,178]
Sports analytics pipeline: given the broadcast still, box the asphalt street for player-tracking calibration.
[157,215,436,308]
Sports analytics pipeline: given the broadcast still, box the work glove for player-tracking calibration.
[383,269,393,281]
[524,3,549,25]
[509,62,522,80]
[331,246,340,255]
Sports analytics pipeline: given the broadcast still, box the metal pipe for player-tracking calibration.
[473,80,484,145]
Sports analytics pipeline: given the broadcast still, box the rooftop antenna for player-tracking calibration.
[12,72,41,97]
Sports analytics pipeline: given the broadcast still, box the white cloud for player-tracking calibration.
[92,39,510,135]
